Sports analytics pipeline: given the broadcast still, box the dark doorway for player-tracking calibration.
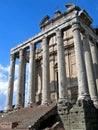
[37,114,58,130]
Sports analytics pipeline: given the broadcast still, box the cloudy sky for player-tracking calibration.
[0,0,98,110]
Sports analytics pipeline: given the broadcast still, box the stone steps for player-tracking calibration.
[0,103,57,130]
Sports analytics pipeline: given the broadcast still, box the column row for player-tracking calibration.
[5,24,98,111]
[72,19,98,107]
[5,29,67,111]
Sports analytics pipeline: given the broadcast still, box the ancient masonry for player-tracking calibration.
[4,3,98,130]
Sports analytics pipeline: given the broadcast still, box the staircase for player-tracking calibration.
[0,103,57,130]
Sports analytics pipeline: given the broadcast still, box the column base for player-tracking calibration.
[57,98,72,130]
[92,98,98,109]
[78,93,90,101]
[77,94,92,106]
[4,105,12,112]
[41,100,50,106]
[57,98,72,115]
[15,104,22,109]
[58,97,69,103]
[28,102,35,107]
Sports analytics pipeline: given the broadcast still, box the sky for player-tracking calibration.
[0,0,98,110]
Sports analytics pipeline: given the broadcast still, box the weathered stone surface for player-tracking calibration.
[90,40,98,94]
[1,103,57,130]
[83,33,98,108]
[72,21,89,101]
[69,100,98,130]
[5,54,15,112]
[4,2,98,130]
[15,49,25,108]
[56,29,68,101]
[42,36,50,104]
[28,43,36,107]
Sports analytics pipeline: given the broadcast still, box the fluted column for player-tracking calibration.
[83,33,98,107]
[72,21,89,101]
[56,29,68,102]
[5,53,16,111]
[28,43,35,107]
[90,40,98,94]
[15,49,24,108]
[42,36,50,105]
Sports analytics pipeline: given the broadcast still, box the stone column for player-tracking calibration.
[21,56,26,107]
[15,49,24,108]
[83,33,98,107]
[90,40,98,94]
[5,53,16,111]
[72,21,89,101]
[28,43,36,107]
[56,29,68,102]
[42,36,50,105]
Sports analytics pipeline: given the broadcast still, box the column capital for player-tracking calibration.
[10,53,15,61]
[19,48,24,56]
[93,38,97,44]
[56,28,62,36]
[42,35,47,40]
[42,34,48,40]
[84,31,89,37]
[83,32,89,44]
[29,43,35,52]
[89,39,96,47]
[72,22,80,32]
[42,36,48,48]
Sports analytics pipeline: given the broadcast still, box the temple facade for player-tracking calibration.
[5,3,98,112]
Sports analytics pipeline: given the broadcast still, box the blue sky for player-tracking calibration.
[0,0,98,110]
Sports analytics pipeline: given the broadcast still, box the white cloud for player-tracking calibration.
[0,63,29,110]
[0,64,10,73]
[0,64,9,95]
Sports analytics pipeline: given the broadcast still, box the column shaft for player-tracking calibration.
[5,54,15,111]
[90,41,98,94]
[15,49,24,108]
[42,36,50,104]
[72,22,89,100]
[83,33,98,106]
[28,43,35,107]
[21,58,26,107]
[56,29,68,101]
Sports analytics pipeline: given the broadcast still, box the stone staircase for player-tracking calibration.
[0,103,57,130]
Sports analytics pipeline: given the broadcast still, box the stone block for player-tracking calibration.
[0,121,18,129]
[58,100,98,130]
